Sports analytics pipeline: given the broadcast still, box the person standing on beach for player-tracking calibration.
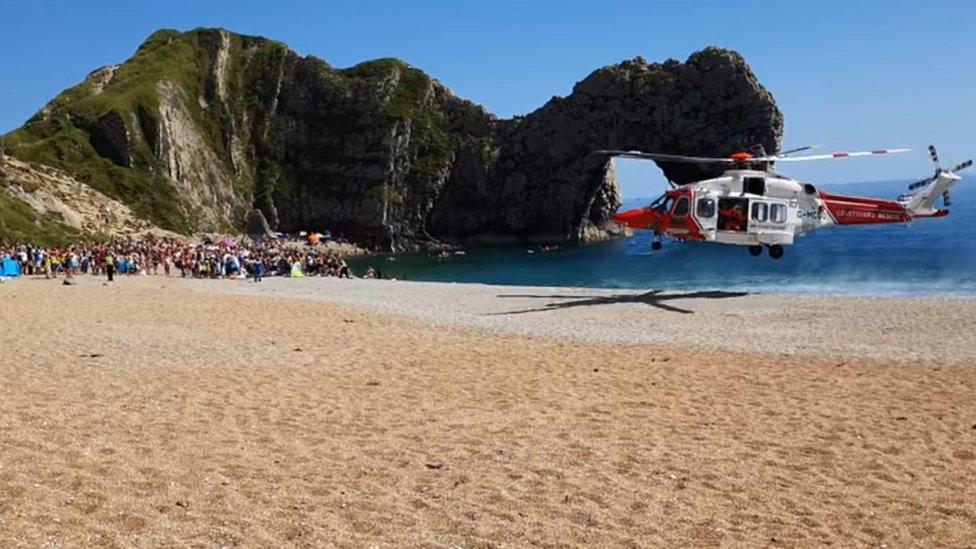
[105,252,115,282]
[162,250,171,277]
[17,247,28,275]
[33,247,43,276]
[66,248,79,278]
[252,256,265,282]
[44,253,55,279]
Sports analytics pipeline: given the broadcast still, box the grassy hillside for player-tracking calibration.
[1,28,486,246]
[2,29,221,233]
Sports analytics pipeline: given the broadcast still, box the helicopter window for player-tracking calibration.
[751,202,769,222]
[770,203,787,223]
[696,198,715,218]
[744,177,766,195]
[718,198,748,231]
[673,197,690,217]
[648,194,667,210]
[650,194,673,213]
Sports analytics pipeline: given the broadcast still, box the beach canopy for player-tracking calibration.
[1,258,22,277]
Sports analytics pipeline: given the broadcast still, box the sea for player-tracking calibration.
[351,179,976,297]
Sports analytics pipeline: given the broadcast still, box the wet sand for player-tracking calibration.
[1,276,974,546]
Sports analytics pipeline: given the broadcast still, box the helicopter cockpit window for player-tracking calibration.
[696,198,716,218]
[751,202,769,222]
[770,203,787,223]
[649,194,673,213]
[673,197,690,217]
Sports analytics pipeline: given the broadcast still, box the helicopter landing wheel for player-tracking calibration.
[651,240,663,251]
[748,245,763,257]
[768,244,784,260]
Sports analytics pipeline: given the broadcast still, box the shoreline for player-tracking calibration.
[344,273,976,302]
[345,259,976,302]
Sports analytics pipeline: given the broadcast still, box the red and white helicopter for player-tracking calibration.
[599,145,972,259]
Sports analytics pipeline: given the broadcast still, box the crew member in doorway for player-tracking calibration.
[720,203,747,231]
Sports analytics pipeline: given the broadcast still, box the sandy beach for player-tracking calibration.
[1,275,975,546]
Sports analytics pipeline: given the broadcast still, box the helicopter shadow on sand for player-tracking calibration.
[490,289,749,315]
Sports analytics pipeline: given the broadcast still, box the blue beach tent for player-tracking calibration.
[1,257,22,277]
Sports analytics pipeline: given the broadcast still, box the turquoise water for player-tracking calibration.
[352,179,976,297]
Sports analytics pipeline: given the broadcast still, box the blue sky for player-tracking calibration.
[2,0,973,198]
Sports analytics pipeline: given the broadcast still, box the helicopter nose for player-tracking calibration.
[613,207,660,229]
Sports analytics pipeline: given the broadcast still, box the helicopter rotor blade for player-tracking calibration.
[778,144,821,157]
[907,177,934,191]
[951,159,972,172]
[928,145,942,170]
[598,146,914,166]
[594,150,735,164]
[752,148,911,163]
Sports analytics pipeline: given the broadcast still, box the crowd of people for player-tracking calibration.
[0,236,367,283]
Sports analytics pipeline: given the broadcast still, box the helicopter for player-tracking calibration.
[598,145,972,259]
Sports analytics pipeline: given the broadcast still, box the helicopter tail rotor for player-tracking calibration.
[902,145,971,212]
[944,159,973,206]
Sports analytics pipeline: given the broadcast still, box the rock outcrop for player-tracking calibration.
[1,28,782,249]
[72,111,132,167]
[244,208,274,239]
[431,50,782,243]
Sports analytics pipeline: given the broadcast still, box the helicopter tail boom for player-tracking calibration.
[818,191,913,225]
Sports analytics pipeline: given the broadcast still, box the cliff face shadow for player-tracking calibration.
[491,290,748,315]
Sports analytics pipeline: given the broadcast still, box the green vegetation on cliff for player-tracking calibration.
[2,28,482,244]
